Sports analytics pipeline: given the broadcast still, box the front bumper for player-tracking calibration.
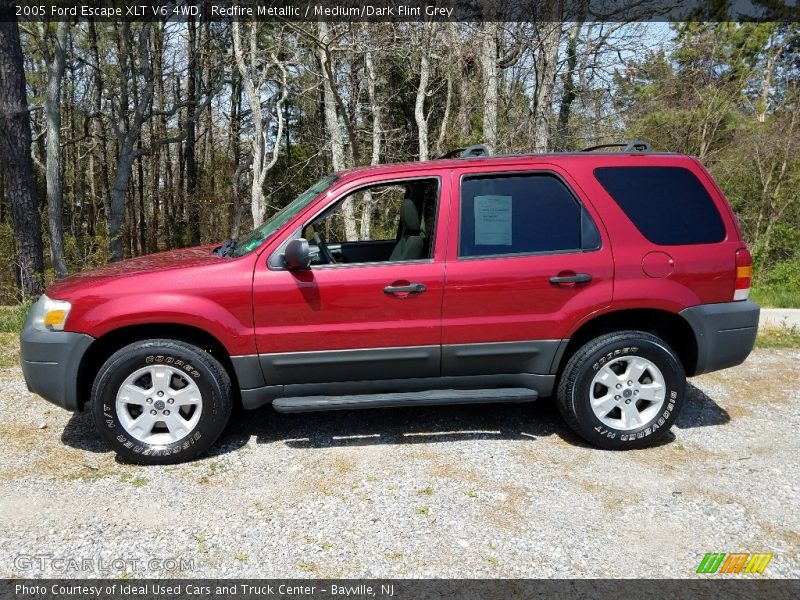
[679,300,760,376]
[19,311,94,411]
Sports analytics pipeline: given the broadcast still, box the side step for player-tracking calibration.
[272,387,537,413]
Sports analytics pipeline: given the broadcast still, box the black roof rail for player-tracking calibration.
[581,141,651,153]
[437,144,492,159]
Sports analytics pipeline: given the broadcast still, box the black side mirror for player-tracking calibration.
[283,238,311,270]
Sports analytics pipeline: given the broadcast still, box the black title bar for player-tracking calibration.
[2,0,799,23]
[2,579,800,600]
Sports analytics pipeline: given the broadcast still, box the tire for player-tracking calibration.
[556,330,686,450]
[91,339,232,465]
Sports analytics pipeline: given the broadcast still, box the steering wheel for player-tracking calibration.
[313,230,337,265]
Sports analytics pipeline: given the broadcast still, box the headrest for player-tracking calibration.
[400,197,421,235]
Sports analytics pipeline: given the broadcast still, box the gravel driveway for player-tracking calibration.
[0,348,797,579]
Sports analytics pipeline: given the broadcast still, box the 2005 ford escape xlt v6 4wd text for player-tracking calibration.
[21,142,760,464]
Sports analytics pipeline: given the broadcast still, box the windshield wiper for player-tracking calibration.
[214,238,238,257]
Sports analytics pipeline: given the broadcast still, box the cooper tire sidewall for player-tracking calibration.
[571,338,685,447]
[93,346,226,462]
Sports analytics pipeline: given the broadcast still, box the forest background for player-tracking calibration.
[0,4,797,310]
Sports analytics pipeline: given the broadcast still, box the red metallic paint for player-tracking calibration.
[251,168,451,353]
[48,246,259,356]
[41,152,747,363]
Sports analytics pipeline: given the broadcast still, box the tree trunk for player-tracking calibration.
[415,23,432,161]
[228,72,245,238]
[232,22,287,229]
[109,22,154,262]
[481,22,498,152]
[88,20,112,254]
[531,15,563,152]
[42,21,69,278]
[555,21,580,151]
[185,15,200,245]
[0,13,45,297]
[360,37,382,239]
[318,21,357,241]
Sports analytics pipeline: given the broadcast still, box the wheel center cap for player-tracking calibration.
[622,389,633,398]
[154,400,166,410]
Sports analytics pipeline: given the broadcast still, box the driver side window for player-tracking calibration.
[305,178,438,266]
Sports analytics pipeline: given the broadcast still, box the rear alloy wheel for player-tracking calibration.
[589,355,667,432]
[92,339,232,464]
[556,331,686,449]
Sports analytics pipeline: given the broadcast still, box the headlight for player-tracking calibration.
[30,294,72,332]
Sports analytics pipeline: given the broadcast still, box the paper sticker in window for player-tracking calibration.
[474,195,512,245]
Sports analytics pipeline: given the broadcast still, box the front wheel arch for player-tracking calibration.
[77,323,240,411]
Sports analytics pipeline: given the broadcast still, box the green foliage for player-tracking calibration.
[751,257,800,307]
[751,286,800,309]
[756,323,800,348]
[0,304,29,333]
[617,23,799,305]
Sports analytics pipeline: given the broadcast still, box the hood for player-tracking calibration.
[47,244,223,298]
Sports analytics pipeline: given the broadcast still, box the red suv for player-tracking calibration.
[20,143,760,464]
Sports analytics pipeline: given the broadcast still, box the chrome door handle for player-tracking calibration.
[384,283,427,295]
[549,273,592,285]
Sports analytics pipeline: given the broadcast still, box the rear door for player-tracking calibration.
[441,163,613,377]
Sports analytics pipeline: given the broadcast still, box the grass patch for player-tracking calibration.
[0,304,29,333]
[756,324,800,349]
[750,287,800,308]
[297,561,317,573]
[0,333,20,369]
[414,505,430,515]
[196,532,209,554]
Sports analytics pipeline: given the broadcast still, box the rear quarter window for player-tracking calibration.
[594,166,725,245]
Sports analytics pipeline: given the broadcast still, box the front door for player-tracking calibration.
[252,173,448,385]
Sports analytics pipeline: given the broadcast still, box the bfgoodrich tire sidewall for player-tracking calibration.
[92,342,229,464]
[571,338,686,448]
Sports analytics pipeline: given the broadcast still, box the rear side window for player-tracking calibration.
[459,174,599,258]
[594,166,725,245]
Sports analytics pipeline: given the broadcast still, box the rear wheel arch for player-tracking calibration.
[557,308,699,378]
[77,323,240,411]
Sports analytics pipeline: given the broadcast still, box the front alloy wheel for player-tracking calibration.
[92,339,232,464]
[116,365,203,445]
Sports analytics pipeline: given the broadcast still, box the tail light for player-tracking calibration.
[734,248,752,301]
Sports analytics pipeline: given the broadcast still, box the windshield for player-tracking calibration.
[230,175,339,257]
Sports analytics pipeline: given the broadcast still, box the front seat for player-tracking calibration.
[389,197,424,261]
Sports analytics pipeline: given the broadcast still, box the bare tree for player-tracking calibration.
[37,21,69,278]
[316,21,358,240]
[360,25,383,239]
[414,22,435,161]
[531,9,564,152]
[480,21,499,151]
[232,21,289,228]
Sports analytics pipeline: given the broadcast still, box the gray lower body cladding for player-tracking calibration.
[233,340,562,410]
[19,318,94,412]
[679,300,759,376]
